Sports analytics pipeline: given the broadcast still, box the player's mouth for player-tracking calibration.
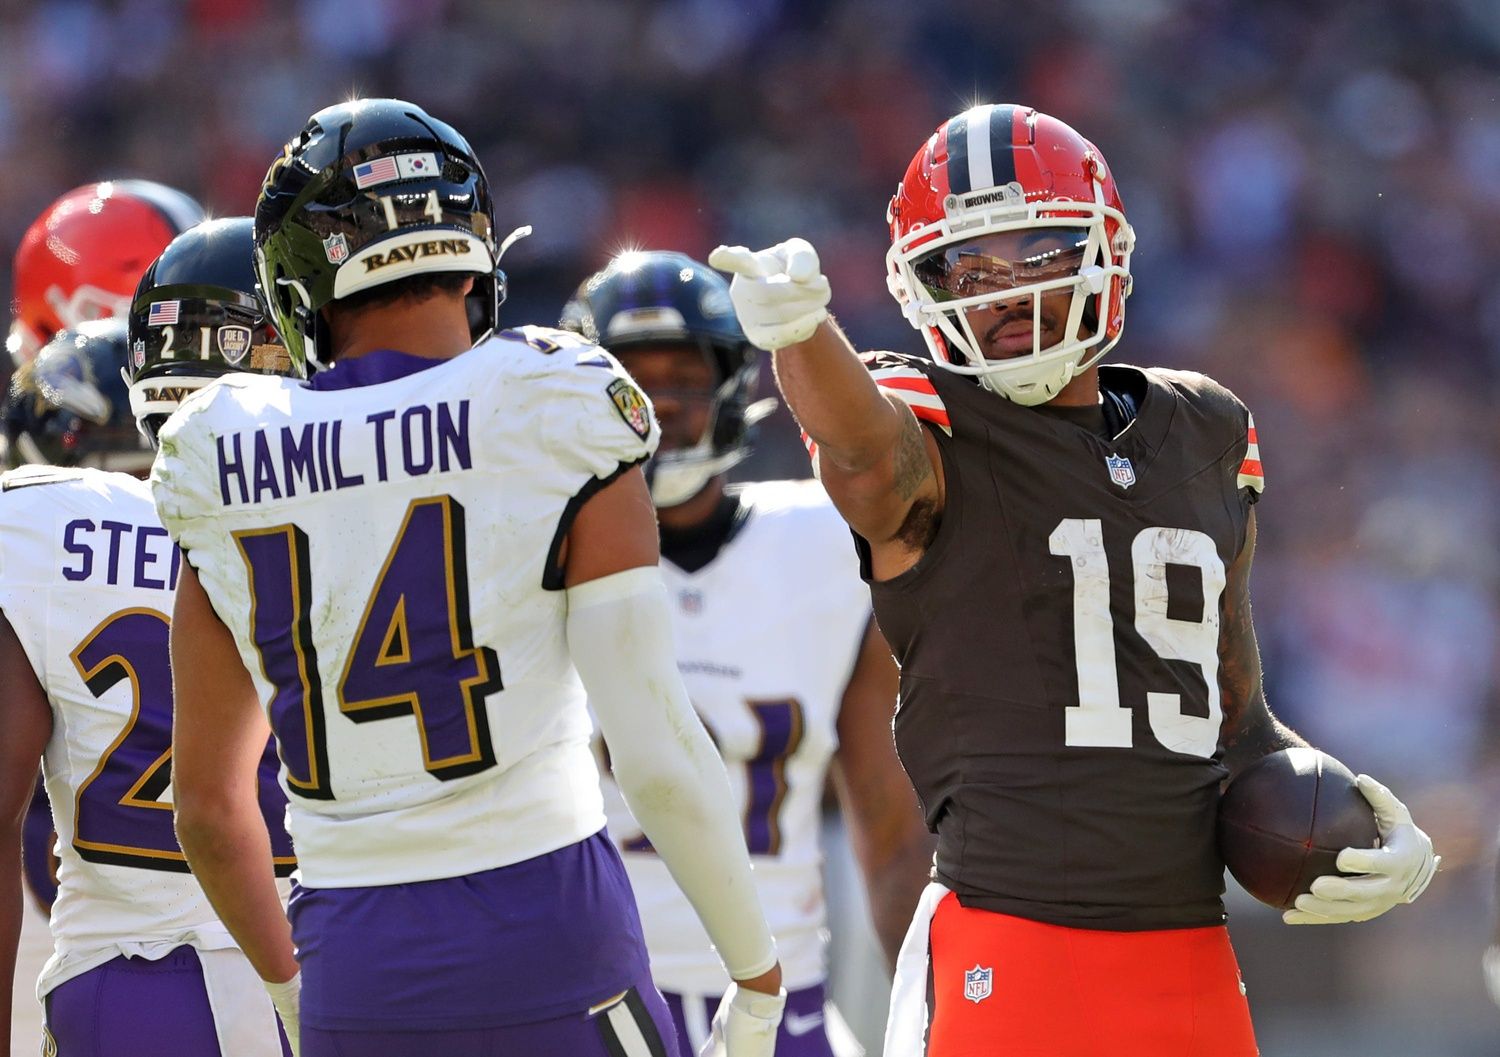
[984,314,1056,358]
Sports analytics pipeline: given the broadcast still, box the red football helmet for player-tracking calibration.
[7,180,203,364]
[886,104,1135,405]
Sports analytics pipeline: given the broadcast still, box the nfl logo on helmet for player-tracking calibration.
[964,964,993,1003]
[1105,453,1135,489]
[323,233,350,264]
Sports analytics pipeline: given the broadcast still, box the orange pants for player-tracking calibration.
[925,892,1258,1057]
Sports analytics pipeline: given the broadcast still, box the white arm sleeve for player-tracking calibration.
[567,566,777,981]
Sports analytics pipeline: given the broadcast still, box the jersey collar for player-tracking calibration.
[307,349,448,391]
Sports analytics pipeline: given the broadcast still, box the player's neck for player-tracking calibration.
[326,298,473,364]
[656,476,727,533]
[1043,364,1101,408]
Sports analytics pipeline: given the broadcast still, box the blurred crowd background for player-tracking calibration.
[4,0,1499,1052]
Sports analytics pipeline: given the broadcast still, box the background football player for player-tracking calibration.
[151,98,785,1057]
[562,250,933,1057]
[0,216,296,1054]
[709,103,1439,1056]
[6,180,204,366]
[4,177,204,914]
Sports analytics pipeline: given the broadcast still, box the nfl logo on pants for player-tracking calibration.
[964,964,993,1003]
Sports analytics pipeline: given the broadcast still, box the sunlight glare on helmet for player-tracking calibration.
[611,246,647,273]
[955,94,992,120]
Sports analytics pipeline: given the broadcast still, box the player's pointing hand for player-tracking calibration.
[708,238,830,351]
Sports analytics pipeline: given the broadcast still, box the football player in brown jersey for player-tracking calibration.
[708,104,1438,1057]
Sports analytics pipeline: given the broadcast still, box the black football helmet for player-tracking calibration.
[254,98,512,373]
[126,217,293,444]
[561,251,772,507]
[3,319,153,472]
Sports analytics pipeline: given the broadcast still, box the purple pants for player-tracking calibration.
[301,978,676,1057]
[43,945,290,1057]
[664,983,837,1057]
[22,776,57,909]
[289,832,655,1032]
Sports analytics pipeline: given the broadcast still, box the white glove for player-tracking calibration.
[1283,774,1438,925]
[1484,946,1500,1008]
[698,983,786,1057]
[264,971,302,1057]
[707,239,831,350]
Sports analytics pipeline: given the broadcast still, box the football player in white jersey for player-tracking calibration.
[1,217,298,1055]
[561,251,934,1057]
[150,98,785,1057]
[4,178,205,916]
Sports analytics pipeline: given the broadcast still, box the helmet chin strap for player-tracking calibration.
[978,359,1075,405]
[649,446,745,508]
[649,395,774,508]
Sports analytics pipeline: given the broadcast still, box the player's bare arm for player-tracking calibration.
[710,242,944,561]
[0,610,52,1042]
[564,466,784,1011]
[830,619,934,968]
[168,564,299,986]
[1217,511,1308,781]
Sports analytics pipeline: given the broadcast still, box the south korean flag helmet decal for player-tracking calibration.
[560,251,774,508]
[126,217,292,444]
[254,98,510,374]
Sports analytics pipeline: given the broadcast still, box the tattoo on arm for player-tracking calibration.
[888,407,942,551]
[891,409,933,503]
[1218,516,1306,779]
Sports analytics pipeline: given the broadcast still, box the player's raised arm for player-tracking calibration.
[708,241,942,549]
[562,466,785,1055]
[0,611,52,1044]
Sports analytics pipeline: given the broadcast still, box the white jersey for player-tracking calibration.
[599,480,872,993]
[0,466,290,998]
[151,329,659,888]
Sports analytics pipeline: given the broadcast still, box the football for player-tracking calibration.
[1217,747,1380,910]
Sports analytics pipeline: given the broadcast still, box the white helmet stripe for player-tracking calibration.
[966,104,995,191]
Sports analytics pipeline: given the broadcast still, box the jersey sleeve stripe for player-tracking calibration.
[871,371,936,389]
[1238,413,1263,491]
[876,379,941,398]
[873,376,952,429]
[883,391,951,428]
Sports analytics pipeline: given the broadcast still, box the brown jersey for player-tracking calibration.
[858,352,1263,930]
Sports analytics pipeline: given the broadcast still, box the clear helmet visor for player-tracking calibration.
[912,227,1093,306]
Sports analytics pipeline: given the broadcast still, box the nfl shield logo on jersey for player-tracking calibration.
[217,325,252,365]
[323,232,350,264]
[964,964,993,1003]
[1105,453,1136,489]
